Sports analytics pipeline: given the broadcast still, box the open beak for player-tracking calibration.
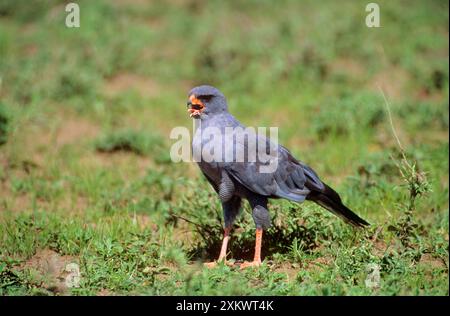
[187,95,205,118]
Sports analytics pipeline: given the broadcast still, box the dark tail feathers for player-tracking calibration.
[309,183,369,228]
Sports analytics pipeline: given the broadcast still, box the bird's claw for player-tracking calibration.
[204,260,232,268]
[204,261,218,268]
[239,260,262,269]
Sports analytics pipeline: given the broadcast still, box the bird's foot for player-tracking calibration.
[240,260,262,269]
[204,261,218,268]
[204,260,231,268]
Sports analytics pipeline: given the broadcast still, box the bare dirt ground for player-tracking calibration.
[14,249,79,295]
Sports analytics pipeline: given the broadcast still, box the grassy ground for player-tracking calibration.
[0,0,448,295]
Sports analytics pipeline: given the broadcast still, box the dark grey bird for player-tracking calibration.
[187,85,369,268]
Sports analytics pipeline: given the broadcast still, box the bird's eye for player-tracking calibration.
[199,95,214,102]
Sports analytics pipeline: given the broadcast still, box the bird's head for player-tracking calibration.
[187,85,228,119]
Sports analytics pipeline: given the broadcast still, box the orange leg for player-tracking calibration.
[240,228,263,269]
[218,227,231,261]
[204,227,231,268]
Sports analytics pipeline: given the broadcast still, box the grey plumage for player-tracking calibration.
[188,85,369,232]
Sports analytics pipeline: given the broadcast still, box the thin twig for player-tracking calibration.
[378,86,413,172]
[378,86,404,152]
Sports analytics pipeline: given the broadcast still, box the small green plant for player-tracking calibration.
[396,155,431,213]
[381,89,431,247]
[389,149,431,247]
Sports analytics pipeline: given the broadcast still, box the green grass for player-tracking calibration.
[0,0,448,296]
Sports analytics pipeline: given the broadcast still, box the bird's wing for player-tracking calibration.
[220,133,323,202]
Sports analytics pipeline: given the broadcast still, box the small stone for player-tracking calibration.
[64,263,80,288]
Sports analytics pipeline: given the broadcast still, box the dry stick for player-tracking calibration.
[379,86,429,215]
[377,44,414,171]
[378,86,414,178]
[378,87,404,152]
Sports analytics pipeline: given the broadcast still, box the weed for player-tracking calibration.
[381,89,431,248]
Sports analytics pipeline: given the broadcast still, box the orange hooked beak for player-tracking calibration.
[187,94,205,117]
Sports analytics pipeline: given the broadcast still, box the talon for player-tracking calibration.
[240,260,262,269]
[204,261,218,268]
[204,260,231,268]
